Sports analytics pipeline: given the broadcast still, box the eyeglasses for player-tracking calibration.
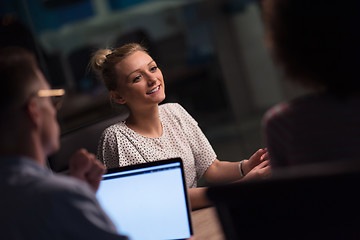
[37,89,66,110]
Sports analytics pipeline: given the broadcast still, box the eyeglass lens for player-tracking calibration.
[50,96,64,110]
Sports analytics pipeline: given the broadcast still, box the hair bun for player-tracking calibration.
[91,49,112,73]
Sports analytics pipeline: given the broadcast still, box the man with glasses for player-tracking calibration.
[0,47,128,239]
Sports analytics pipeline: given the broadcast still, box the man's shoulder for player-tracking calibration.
[35,172,94,200]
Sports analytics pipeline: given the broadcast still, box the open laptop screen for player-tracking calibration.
[96,158,193,240]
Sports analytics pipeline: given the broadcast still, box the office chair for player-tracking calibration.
[207,160,360,240]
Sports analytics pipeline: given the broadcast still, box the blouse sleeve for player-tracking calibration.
[172,104,217,179]
[97,127,120,169]
[97,125,146,169]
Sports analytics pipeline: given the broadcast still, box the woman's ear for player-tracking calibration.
[110,90,126,105]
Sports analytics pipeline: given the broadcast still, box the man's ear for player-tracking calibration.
[25,98,41,128]
[110,90,126,105]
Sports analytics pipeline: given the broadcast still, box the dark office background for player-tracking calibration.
[0,0,305,161]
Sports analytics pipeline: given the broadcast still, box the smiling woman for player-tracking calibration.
[89,43,271,210]
[109,50,165,111]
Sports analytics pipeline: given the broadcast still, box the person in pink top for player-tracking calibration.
[261,0,360,168]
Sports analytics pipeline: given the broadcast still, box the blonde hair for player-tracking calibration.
[90,43,148,91]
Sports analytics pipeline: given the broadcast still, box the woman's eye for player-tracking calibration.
[132,75,141,83]
[150,66,158,72]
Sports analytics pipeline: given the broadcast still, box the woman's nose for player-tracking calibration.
[146,74,157,85]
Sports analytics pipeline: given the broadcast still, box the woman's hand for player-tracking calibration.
[203,148,271,186]
[242,160,271,181]
[241,148,269,175]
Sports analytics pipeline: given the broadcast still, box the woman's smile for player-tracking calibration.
[146,85,160,95]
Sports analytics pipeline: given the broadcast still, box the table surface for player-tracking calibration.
[191,207,225,240]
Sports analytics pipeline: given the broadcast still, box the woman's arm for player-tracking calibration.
[188,155,271,210]
[188,149,270,210]
[203,148,270,184]
[187,187,212,210]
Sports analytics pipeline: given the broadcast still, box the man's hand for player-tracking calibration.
[68,148,105,192]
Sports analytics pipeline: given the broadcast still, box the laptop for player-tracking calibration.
[96,158,193,240]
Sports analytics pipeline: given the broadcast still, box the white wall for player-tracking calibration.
[231,3,283,109]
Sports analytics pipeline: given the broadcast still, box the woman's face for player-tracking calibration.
[112,51,165,110]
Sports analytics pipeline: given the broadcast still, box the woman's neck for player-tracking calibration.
[126,104,163,138]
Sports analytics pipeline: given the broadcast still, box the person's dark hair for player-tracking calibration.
[0,47,40,144]
[89,43,148,91]
[262,0,360,95]
[0,15,38,54]
[0,46,39,111]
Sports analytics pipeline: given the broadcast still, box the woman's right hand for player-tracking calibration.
[241,148,269,174]
[242,160,272,181]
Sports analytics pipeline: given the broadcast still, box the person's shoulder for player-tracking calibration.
[263,94,315,122]
[263,101,290,123]
[41,173,93,196]
[160,103,198,127]
[102,121,127,137]
[18,172,95,214]
[105,121,126,131]
[160,102,189,115]
[160,102,183,111]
